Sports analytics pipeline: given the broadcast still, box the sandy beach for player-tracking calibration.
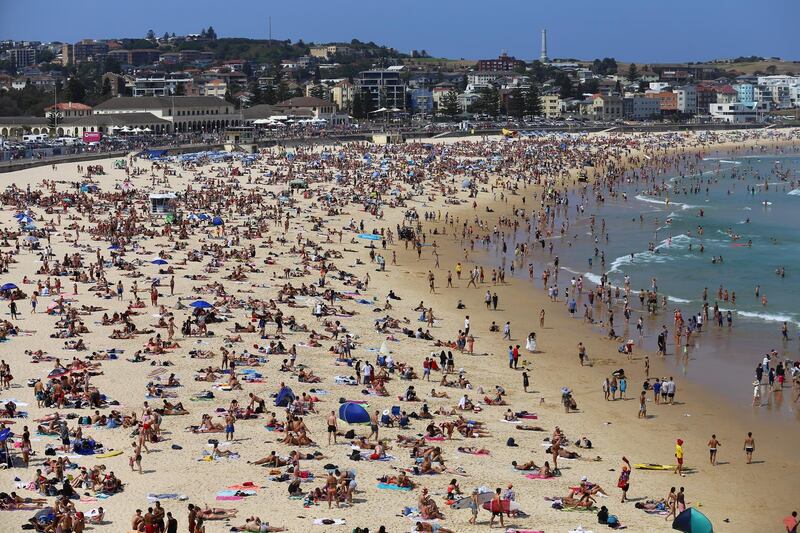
[0,129,797,533]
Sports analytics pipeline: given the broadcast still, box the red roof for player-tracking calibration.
[44,102,92,111]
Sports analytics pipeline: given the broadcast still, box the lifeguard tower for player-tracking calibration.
[224,126,256,153]
[149,193,179,223]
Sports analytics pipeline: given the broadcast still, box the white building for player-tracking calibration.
[674,86,697,114]
[93,95,241,132]
[623,95,661,120]
[709,101,769,123]
[132,73,194,97]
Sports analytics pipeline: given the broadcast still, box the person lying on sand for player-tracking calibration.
[232,517,286,532]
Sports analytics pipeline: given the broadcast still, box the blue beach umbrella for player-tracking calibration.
[17,215,34,224]
[212,216,224,226]
[189,300,213,309]
[151,259,168,265]
[0,283,18,291]
[672,508,713,533]
[338,402,370,424]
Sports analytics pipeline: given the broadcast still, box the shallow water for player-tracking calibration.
[504,150,800,418]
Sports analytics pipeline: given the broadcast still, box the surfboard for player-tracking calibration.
[634,463,676,470]
[451,491,492,509]
[483,499,520,512]
[95,450,124,458]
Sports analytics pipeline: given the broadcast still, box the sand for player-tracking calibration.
[0,129,797,533]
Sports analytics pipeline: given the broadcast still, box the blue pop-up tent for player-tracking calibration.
[275,386,295,407]
[673,508,713,533]
[338,402,370,424]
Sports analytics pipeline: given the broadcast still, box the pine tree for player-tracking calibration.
[507,87,525,118]
[523,85,542,116]
[146,29,156,41]
[627,63,639,81]
[262,84,277,105]
[441,90,459,116]
[206,26,217,40]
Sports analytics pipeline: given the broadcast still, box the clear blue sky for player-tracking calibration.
[1,0,797,63]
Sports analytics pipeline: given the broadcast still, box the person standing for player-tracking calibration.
[783,511,798,533]
[225,412,235,441]
[638,391,647,419]
[617,456,631,503]
[502,321,511,340]
[708,434,721,466]
[368,410,379,441]
[187,504,197,533]
[674,439,685,477]
[327,410,338,445]
[744,432,755,464]
[166,512,177,533]
[522,372,529,393]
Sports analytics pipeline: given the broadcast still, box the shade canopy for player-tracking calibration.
[0,283,18,291]
[673,508,713,533]
[338,402,370,424]
[189,300,213,309]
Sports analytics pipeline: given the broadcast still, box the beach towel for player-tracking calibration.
[524,473,554,480]
[147,493,182,501]
[215,495,243,501]
[377,482,411,491]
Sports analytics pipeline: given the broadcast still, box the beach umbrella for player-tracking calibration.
[0,283,18,291]
[338,402,370,424]
[108,244,120,250]
[211,216,224,226]
[151,259,168,265]
[189,300,213,309]
[24,236,38,243]
[17,215,34,224]
[672,508,713,533]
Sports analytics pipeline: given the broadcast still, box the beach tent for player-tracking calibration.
[673,508,713,533]
[211,216,224,226]
[338,402,370,424]
[189,300,213,309]
[275,386,295,407]
[289,179,308,189]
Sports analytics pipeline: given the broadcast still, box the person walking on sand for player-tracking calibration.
[744,432,755,464]
[674,439,685,476]
[708,434,721,466]
[489,487,504,529]
[665,487,677,521]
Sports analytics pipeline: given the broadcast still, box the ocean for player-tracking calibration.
[508,148,800,416]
